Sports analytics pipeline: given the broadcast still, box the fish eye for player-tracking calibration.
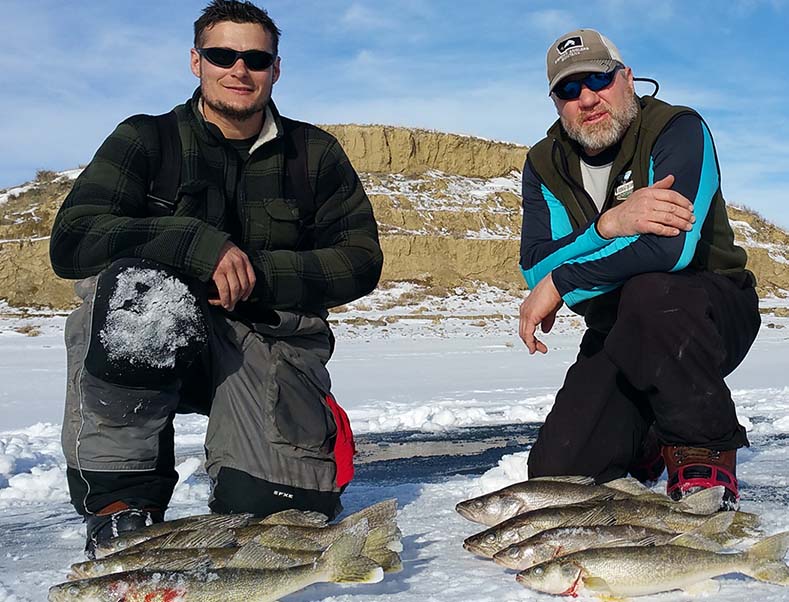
[485,533,497,544]
[508,547,521,558]
[472,500,483,509]
[534,566,544,576]
[68,586,79,596]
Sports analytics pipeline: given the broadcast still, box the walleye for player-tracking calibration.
[463,488,758,558]
[73,499,400,579]
[113,498,398,557]
[70,519,403,580]
[50,523,383,602]
[516,531,789,597]
[92,512,255,558]
[493,511,732,570]
[456,476,714,527]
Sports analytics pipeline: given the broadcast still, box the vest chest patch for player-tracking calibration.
[614,169,634,201]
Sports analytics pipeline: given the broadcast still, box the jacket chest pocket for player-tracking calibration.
[242,198,302,250]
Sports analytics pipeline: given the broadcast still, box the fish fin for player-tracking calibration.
[364,524,403,555]
[675,486,724,515]
[320,526,383,584]
[602,477,654,497]
[163,528,237,549]
[190,513,253,529]
[741,532,789,586]
[253,525,325,552]
[363,524,403,572]
[746,531,789,561]
[562,506,617,528]
[744,561,789,586]
[256,509,329,527]
[365,549,403,573]
[529,476,596,485]
[729,510,762,537]
[337,499,398,531]
[581,576,612,593]
[682,579,720,595]
[630,535,661,547]
[226,541,304,570]
[180,556,215,573]
[668,532,723,552]
[692,511,735,537]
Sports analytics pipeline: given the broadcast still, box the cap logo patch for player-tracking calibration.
[557,36,583,53]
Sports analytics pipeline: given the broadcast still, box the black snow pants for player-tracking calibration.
[527,270,760,483]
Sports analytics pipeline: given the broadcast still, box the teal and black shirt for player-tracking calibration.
[520,96,749,316]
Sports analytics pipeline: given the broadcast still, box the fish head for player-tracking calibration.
[456,493,525,526]
[463,525,522,558]
[493,540,552,570]
[516,559,583,595]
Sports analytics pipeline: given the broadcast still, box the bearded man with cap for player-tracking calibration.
[518,29,759,510]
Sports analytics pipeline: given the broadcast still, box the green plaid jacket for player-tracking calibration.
[50,91,383,313]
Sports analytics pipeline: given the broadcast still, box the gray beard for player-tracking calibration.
[562,94,639,152]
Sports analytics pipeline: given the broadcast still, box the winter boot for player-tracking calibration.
[628,426,665,486]
[84,501,164,559]
[662,445,738,511]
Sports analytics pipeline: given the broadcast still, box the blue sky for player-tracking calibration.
[2,0,788,227]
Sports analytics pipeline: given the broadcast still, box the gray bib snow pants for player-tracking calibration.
[61,260,344,517]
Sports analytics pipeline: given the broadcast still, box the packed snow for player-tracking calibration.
[1,286,789,601]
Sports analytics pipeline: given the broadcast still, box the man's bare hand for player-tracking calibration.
[210,242,256,311]
[597,174,695,239]
[519,274,564,354]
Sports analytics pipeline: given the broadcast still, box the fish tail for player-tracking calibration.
[321,530,384,584]
[362,524,403,573]
[338,499,398,531]
[743,531,789,585]
[728,510,762,538]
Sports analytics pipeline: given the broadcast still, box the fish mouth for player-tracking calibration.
[462,541,481,554]
[454,504,476,521]
[462,541,494,559]
[492,554,518,569]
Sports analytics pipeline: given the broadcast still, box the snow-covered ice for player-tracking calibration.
[1,290,788,601]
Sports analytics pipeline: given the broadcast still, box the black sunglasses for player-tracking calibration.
[196,47,277,71]
[552,66,623,101]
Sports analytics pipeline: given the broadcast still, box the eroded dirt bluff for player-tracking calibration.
[0,125,787,310]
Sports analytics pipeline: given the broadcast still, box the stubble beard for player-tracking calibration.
[201,79,269,122]
[562,93,639,153]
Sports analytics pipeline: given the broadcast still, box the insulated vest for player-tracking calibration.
[526,96,748,276]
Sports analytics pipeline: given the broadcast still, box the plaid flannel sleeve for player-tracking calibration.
[49,116,229,281]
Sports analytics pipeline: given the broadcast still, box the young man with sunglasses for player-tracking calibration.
[518,29,759,510]
[50,0,382,557]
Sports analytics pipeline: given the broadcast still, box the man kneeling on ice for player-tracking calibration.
[518,29,759,509]
[49,0,382,558]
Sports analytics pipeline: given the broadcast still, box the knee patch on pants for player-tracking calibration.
[84,259,207,388]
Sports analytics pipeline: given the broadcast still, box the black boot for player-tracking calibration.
[84,503,164,559]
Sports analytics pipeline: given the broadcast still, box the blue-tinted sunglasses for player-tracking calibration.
[552,66,623,100]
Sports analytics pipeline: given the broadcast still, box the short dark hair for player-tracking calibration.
[194,0,281,55]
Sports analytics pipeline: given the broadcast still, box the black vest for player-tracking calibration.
[526,96,748,276]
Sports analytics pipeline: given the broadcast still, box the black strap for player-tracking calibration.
[146,111,313,223]
[283,120,315,219]
[146,111,182,216]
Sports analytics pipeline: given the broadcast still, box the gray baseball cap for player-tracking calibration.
[547,29,624,93]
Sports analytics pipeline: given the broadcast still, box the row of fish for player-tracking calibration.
[457,475,789,597]
[49,499,402,601]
